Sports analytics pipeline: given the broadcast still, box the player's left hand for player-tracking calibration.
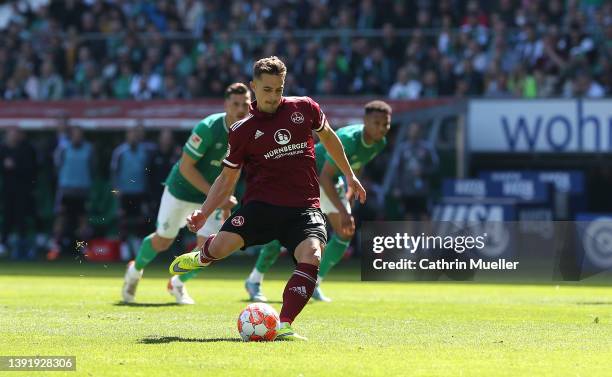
[339,211,356,238]
[346,174,366,204]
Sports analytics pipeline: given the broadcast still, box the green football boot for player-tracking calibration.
[169,251,206,275]
[275,323,308,341]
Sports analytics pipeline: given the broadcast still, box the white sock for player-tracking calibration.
[248,268,264,284]
[128,264,143,279]
[171,275,184,287]
[316,275,323,286]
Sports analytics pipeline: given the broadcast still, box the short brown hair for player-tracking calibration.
[224,82,249,99]
[364,100,392,115]
[253,56,287,79]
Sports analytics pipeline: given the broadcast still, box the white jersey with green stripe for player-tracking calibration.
[164,112,229,203]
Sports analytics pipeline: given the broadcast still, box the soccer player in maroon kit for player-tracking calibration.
[169,56,365,341]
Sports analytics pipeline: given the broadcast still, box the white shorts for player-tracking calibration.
[319,183,351,215]
[156,187,224,239]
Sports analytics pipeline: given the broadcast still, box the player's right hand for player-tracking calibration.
[186,209,207,233]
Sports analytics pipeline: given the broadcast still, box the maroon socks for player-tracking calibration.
[198,234,218,265]
[279,263,318,324]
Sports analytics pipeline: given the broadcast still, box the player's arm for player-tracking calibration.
[344,167,361,200]
[317,122,366,203]
[320,161,355,234]
[320,161,350,214]
[187,121,246,232]
[187,166,240,232]
[180,122,237,209]
[178,152,212,195]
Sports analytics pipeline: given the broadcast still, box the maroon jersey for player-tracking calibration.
[222,96,326,208]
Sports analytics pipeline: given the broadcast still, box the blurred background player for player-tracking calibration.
[245,100,392,302]
[147,129,181,216]
[391,122,439,221]
[111,125,153,261]
[169,56,366,340]
[121,83,250,304]
[48,126,95,261]
[0,126,37,259]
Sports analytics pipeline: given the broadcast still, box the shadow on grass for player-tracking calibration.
[139,336,241,344]
[113,301,180,307]
[576,301,612,305]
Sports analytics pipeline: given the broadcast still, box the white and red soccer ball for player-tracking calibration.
[237,303,280,341]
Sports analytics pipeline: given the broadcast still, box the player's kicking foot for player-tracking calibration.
[122,260,143,303]
[275,323,308,341]
[167,276,195,305]
[311,285,332,302]
[245,280,268,302]
[169,251,206,275]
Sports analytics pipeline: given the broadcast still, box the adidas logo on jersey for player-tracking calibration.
[255,130,264,139]
[289,286,308,298]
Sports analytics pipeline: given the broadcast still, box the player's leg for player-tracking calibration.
[123,188,192,303]
[245,240,282,302]
[118,194,147,261]
[276,237,324,341]
[314,184,353,301]
[170,235,206,286]
[165,232,206,305]
[134,188,194,270]
[169,230,245,273]
[170,201,271,273]
[314,212,353,302]
[168,208,225,304]
[48,190,67,261]
[176,208,225,283]
[276,207,327,341]
[124,234,176,304]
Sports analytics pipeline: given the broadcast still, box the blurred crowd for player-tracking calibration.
[0,0,610,100]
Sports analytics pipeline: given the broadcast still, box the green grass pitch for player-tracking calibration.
[1,259,611,377]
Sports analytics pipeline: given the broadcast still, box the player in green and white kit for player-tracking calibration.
[245,100,392,302]
[122,83,251,304]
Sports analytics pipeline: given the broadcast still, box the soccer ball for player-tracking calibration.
[237,303,280,341]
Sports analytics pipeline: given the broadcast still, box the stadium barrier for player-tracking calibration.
[0,98,450,129]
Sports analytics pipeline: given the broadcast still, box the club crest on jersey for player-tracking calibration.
[231,216,245,227]
[291,112,304,124]
[188,134,202,149]
[274,129,291,145]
